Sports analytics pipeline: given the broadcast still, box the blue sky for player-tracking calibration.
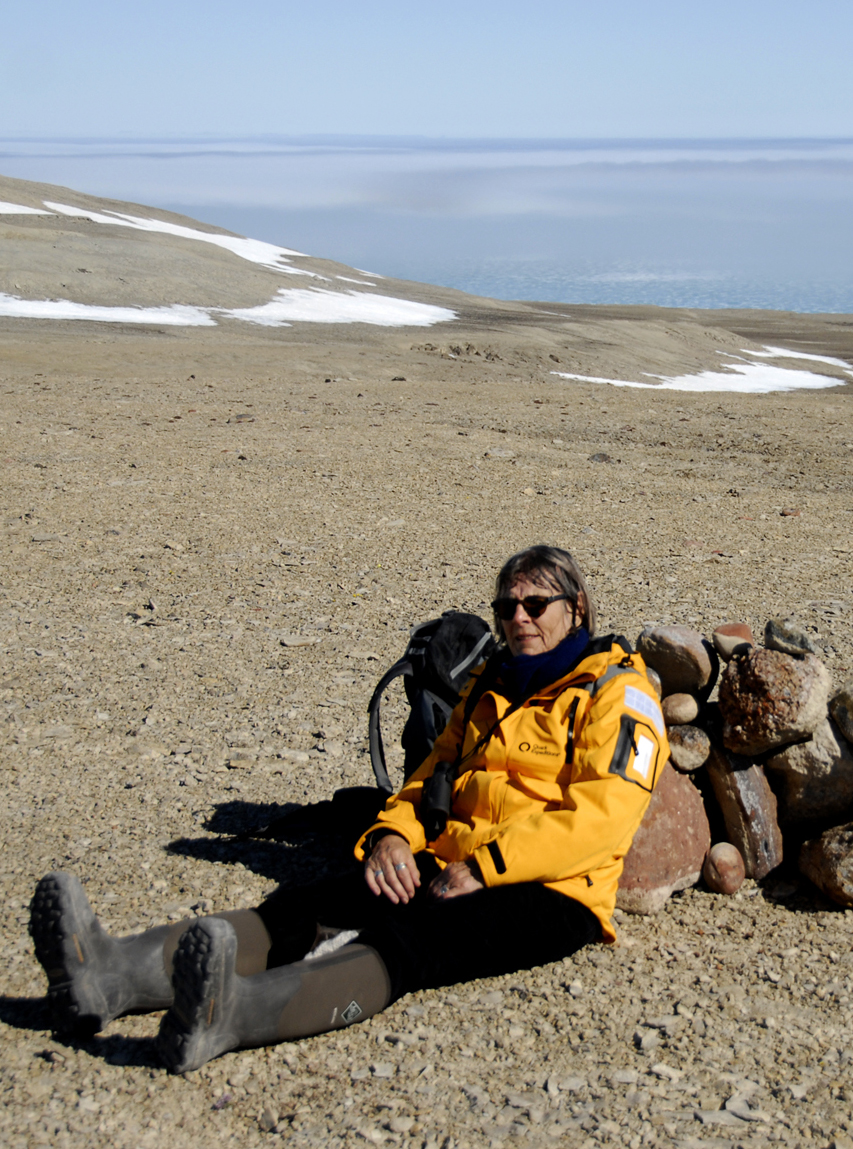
[3,0,853,139]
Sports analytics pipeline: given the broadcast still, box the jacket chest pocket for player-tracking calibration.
[504,704,570,781]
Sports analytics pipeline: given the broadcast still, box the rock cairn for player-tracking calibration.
[616,618,853,913]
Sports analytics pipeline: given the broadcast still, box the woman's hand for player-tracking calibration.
[365,835,420,904]
[428,859,484,902]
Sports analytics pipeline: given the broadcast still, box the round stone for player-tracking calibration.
[702,842,745,895]
[662,692,699,726]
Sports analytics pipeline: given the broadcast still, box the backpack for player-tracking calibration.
[243,610,496,845]
[367,611,497,794]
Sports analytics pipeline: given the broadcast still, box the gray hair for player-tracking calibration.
[493,545,597,640]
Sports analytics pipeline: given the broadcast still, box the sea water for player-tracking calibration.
[2,136,852,313]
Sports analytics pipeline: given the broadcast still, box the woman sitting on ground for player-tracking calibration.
[30,544,668,1073]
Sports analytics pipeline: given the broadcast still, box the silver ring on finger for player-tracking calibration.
[440,884,449,896]
[394,863,408,872]
[374,869,383,879]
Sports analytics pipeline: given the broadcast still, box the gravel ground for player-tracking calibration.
[2,187,853,1148]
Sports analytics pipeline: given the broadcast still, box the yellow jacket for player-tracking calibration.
[355,637,668,942]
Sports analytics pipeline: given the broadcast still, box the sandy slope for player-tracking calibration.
[1,175,853,1149]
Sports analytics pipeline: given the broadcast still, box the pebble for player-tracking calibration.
[712,621,755,661]
[764,616,819,656]
[636,625,715,696]
[719,647,831,754]
[259,1106,279,1132]
[703,842,746,894]
[667,724,712,772]
[661,692,699,725]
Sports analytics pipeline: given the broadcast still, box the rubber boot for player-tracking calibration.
[29,872,271,1037]
[157,917,391,1073]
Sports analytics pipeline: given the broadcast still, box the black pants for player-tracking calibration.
[256,854,599,1003]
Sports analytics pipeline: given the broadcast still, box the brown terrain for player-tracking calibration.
[1,173,852,1149]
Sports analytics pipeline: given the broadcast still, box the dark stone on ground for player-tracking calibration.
[764,617,819,657]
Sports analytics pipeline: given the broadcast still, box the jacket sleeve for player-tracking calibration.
[471,674,668,887]
[353,672,477,860]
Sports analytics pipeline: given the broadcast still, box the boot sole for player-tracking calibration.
[29,872,110,1036]
[158,918,239,1073]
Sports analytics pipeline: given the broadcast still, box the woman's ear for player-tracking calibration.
[573,592,587,629]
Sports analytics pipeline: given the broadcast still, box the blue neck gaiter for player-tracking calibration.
[498,627,590,702]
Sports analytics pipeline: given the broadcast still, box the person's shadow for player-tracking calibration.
[167,788,388,885]
[0,997,162,1066]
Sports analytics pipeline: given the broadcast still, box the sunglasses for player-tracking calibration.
[491,593,570,621]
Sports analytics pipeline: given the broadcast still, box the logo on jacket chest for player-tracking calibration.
[518,741,559,757]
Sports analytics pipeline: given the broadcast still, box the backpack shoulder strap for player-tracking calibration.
[367,657,412,794]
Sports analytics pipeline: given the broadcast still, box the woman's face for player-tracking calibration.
[501,573,582,657]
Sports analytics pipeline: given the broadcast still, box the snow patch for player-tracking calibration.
[743,346,853,373]
[0,201,52,215]
[551,347,851,394]
[0,293,216,326]
[224,287,454,327]
[42,201,317,276]
[0,287,454,329]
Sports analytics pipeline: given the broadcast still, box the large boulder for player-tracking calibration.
[636,626,716,697]
[799,823,853,908]
[705,746,783,879]
[830,678,853,746]
[718,648,830,755]
[765,718,853,826]
[617,763,710,915]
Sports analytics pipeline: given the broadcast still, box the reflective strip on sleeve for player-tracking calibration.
[623,684,665,736]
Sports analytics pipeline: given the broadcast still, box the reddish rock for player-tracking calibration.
[830,678,853,746]
[703,842,745,894]
[712,622,755,662]
[718,648,830,755]
[662,692,699,726]
[636,626,716,697]
[668,724,712,773]
[799,823,853,908]
[617,763,710,915]
[705,745,783,880]
[765,718,853,826]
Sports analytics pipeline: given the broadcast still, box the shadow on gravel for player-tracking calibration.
[85,1032,162,1069]
[167,788,387,886]
[0,998,161,1069]
[0,995,49,1032]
